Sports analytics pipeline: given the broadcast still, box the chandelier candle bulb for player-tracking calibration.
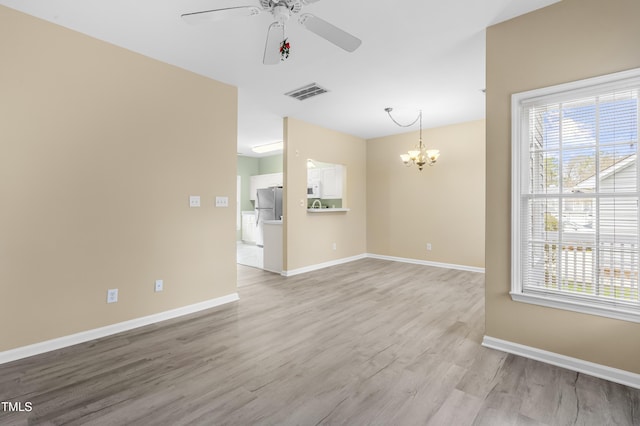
[426,149,440,163]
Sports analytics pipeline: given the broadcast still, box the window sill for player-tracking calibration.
[510,291,640,323]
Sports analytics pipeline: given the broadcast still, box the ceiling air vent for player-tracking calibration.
[284,83,329,101]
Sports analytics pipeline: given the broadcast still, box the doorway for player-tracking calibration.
[236,153,283,270]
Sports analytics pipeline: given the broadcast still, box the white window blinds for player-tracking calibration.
[512,69,640,321]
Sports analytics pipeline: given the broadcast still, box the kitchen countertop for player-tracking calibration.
[306,208,350,213]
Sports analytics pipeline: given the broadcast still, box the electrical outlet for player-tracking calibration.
[332,242,337,250]
[427,243,432,251]
[189,195,200,207]
[299,199,305,207]
[215,196,229,207]
[107,288,118,304]
[155,279,163,292]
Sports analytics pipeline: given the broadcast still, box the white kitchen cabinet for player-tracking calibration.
[262,220,283,274]
[241,211,257,243]
[249,172,283,201]
[307,165,343,199]
[321,165,343,199]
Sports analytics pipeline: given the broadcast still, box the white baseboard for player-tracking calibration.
[0,293,239,365]
[1,251,481,364]
[282,253,484,277]
[282,254,368,276]
[367,253,485,273]
[482,336,640,390]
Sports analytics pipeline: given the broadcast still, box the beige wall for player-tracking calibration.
[367,120,485,268]
[486,0,640,373]
[0,6,238,352]
[283,118,367,271]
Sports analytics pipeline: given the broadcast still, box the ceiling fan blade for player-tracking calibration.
[299,13,361,52]
[301,0,322,4]
[263,22,284,65]
[181,6,261,25]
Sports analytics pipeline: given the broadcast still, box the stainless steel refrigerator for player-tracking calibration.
[255,186,283,247]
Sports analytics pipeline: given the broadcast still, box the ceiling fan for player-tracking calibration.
[181,0,362,65]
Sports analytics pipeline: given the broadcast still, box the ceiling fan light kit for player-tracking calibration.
[181,0,361,65]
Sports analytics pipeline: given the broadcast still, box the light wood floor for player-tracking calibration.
[1,259,639,425]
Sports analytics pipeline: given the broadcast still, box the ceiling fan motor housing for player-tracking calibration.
[274,5,291,22]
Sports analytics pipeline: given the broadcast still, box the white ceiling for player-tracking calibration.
[1,0,560,156]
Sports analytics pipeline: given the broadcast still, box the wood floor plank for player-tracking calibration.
[0,259,639,425]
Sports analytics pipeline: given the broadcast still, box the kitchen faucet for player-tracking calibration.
[311,199,322,209]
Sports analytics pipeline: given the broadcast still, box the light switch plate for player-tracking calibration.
[215,196,229,207]
[189,195,200,207]
[155,279,163,292]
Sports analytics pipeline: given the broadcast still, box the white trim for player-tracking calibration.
[482,336,640,390]
[0,293,239,365]
[367,253,485,273]
[510,291,640,323]
[282,253,485,277]
[511,87,525,295]
[282,254,368,276]
[516,67,640,106]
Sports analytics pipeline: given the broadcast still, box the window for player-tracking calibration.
[511,68,640,322]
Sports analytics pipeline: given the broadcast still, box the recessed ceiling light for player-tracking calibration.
[251,141,283,153]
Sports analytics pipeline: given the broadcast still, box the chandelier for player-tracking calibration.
[385,107,440,171]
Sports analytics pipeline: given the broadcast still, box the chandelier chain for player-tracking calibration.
[384,108,421,128]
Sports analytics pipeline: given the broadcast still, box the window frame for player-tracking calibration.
[511,67,640,323]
